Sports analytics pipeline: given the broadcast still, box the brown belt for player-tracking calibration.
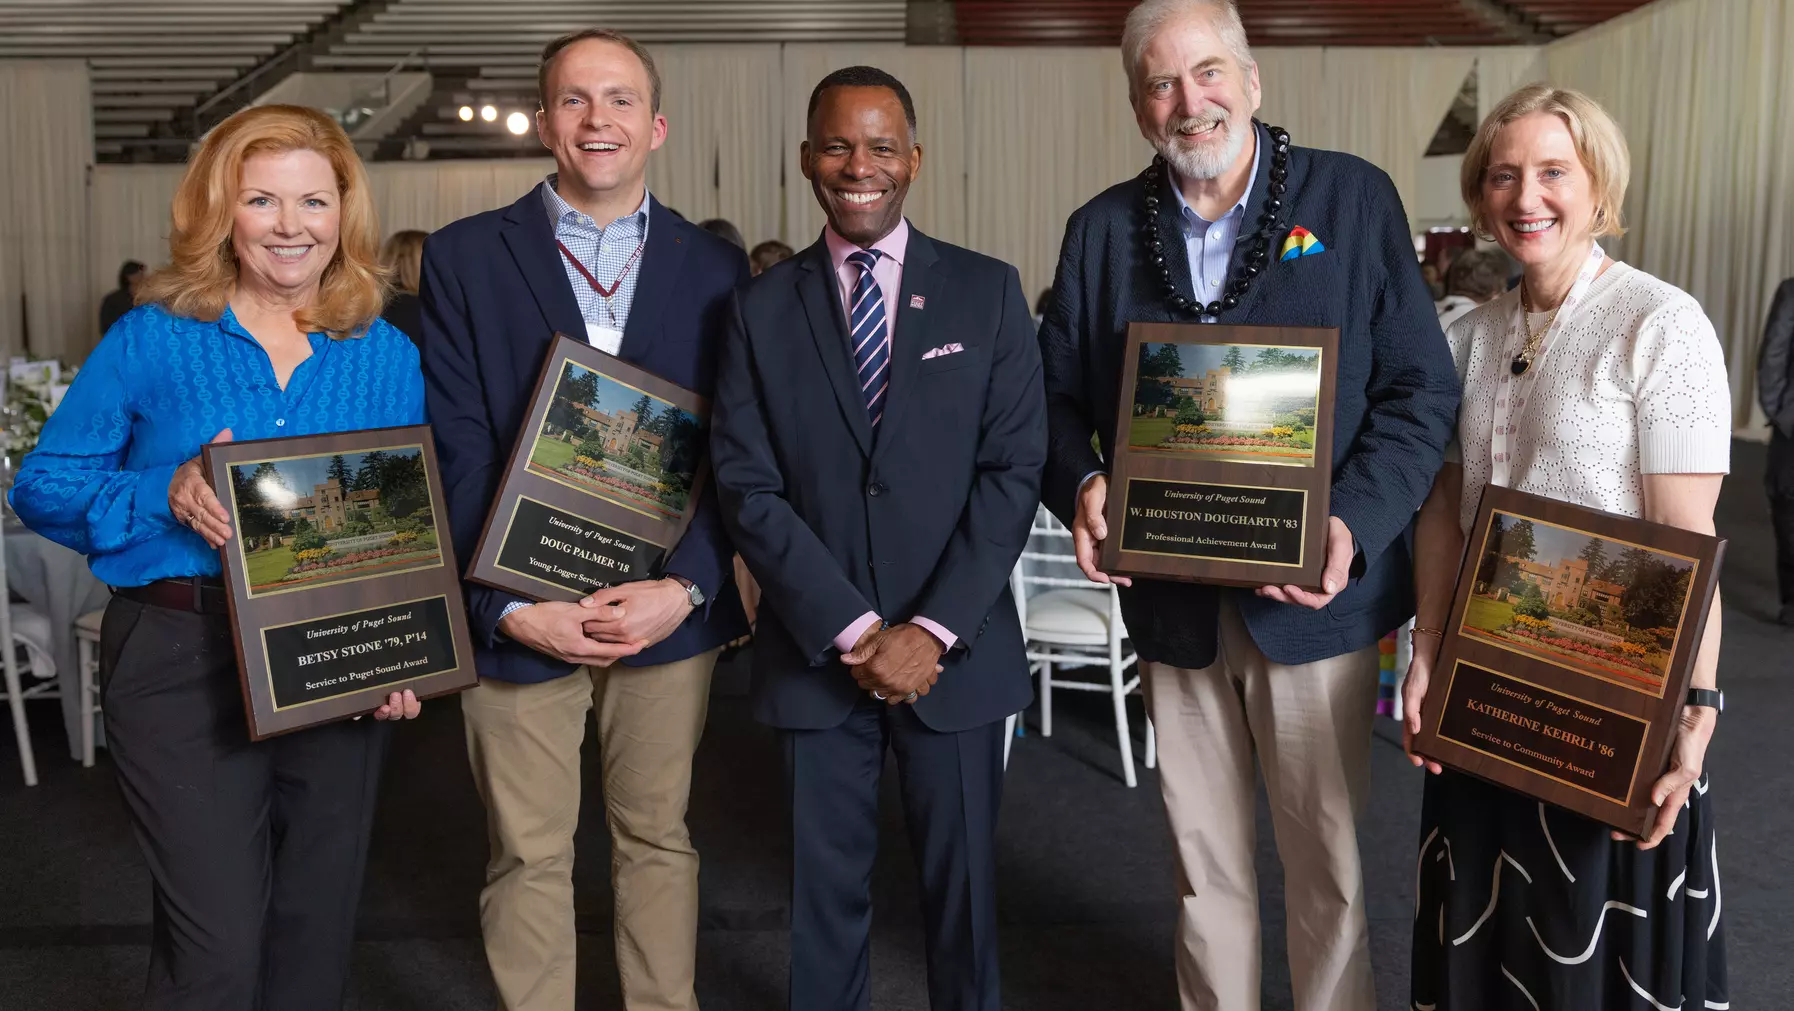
[115,577,231,615]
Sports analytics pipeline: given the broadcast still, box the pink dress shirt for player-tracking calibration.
[822,220,958,655]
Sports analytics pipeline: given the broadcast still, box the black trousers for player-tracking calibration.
[1769,430,1794,608]
[782,698,1004,1011]
[100,597,390,1011]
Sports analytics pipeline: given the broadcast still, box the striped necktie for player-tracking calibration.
[846,249,889,426]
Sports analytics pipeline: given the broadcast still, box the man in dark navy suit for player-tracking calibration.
[711,67,1044,1011]
[1038,2,1459,1009]
[418,28,747,1011]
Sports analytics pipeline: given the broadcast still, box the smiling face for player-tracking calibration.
[1132,10,1261,181]
[801,85,921,247]
[230,148,341,302]
[536,38,667,209]
[1481,111,1597,270]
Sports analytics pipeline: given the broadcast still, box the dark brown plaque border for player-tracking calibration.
[204,425,479,741]
[1411,484,1725,835]
[466,333,709,602]
[1100,322,1339,589]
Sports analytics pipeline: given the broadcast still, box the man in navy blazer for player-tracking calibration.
[1038,3,1459,1009]
[710,67,1043,1011]
[419,29,746,1011]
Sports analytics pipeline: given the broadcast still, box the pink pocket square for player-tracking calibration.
[921,343,965,360]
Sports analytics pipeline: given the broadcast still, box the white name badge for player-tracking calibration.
[586,321,623,355]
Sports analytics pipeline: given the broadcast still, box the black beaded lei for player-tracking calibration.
[1142,123,1292,318]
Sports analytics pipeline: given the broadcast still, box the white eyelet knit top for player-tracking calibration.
[1445,260,1732,534]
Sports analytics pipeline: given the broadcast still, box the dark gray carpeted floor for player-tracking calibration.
[1,440,1788,1009]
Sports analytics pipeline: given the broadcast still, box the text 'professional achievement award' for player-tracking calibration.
[466,333,709,601]
[1101,322,1339,588]
[204,426,478,740]
[1411,485,1725,833]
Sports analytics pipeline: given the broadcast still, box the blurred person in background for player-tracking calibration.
[1757,275,1794,624]
[380,228,428,345]
[749,238,794,276]
[698,216,745,249]
[1434,247,1510,330]
[99,259,145,335]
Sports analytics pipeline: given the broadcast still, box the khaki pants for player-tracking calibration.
[1143,599,1378,1011]
[462,649,719,1011]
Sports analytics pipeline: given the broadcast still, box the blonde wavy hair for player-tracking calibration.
[138,104,388,339]
[1461,84,1630,242]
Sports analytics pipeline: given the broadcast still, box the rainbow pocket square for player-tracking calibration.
[1279,226,1327,262]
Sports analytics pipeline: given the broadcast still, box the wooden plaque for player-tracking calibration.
[1411,485,1725,834]
[465,333,709,602]
[204,426,478,741]
[1100,322,1339,589]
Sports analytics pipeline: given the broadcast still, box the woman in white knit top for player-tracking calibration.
[1402,86,1730,1010]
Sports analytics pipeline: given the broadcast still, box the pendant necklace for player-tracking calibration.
[1511,280,1560,376]
[1140,122,1292,319]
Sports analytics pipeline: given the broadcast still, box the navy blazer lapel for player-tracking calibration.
[797,240,873,458]
[619,197,686,364]
[1152,168,1196,311]
[500,183,584,358]
[873,228,942,454]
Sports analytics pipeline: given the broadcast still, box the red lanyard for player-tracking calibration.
[556,238,644,299]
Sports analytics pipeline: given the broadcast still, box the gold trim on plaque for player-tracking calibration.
[1459,509,1702,701]
[1118,477,1308,569]
[524,355,693,522]
[490,493,668,592]
[261,593,460,711]
[225,442,449,600]
[1432,659,1650,808]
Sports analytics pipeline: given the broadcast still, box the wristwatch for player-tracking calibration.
[667,573,705,609]
[1685,688,1723,713]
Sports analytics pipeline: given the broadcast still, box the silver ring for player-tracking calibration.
[904,691,918,702]
[871,690,887,700]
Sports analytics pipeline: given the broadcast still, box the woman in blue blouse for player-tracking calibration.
[11,105,424,1011]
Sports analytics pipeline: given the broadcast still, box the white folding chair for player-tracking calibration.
[1009,508,1156,787]
[1,600,58,787]
[75,610,103,768]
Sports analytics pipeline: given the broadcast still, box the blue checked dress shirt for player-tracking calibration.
[1171,136,1260,324]
[543,173,650,329]
[846,250,891,425]
[9,303,425,587]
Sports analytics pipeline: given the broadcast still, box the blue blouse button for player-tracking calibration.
[276,419,286,427]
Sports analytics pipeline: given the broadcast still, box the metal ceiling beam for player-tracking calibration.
[1452,0,1556,42]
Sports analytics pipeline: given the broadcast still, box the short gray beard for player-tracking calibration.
[1153,110,1250,181]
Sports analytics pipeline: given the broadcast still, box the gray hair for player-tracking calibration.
[1121,0,1255,101]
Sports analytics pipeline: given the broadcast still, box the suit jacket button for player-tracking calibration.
[868,482,885,496]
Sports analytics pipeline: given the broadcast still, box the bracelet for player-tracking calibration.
[1410,626,1445,642]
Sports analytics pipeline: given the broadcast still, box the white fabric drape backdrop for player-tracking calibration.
[963,48,1150,304]
[646,44,784,244]
[1256,48,1476,226]
[1474,46,1547,125]
[0,61,94,363]
[1544,0,1794,428]
[76,22,1793,419]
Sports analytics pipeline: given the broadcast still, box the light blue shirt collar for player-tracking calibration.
[542,174,651,231]
[1168,130,1260,229]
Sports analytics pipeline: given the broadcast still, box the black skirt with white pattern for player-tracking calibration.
[1411,769,1728,1011]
